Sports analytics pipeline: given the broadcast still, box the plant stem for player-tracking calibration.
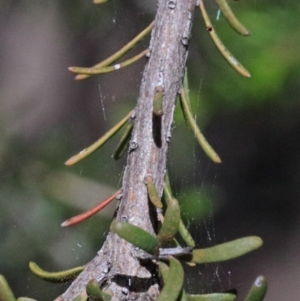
[59,1,196,300]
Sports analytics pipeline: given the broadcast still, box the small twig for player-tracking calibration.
[158,247,193,259]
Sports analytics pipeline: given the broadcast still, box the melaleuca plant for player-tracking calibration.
[0,1,267,301]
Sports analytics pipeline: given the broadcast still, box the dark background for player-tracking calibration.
[1,1,299,300]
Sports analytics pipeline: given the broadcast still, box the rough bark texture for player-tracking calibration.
[59,1,196,300]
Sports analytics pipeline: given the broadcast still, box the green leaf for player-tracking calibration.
[153,86,164,117]
[0,276,16,301]
[145,176,163,208]
[215,0,250,36]
[180,87,222,163]
[74,21,154,80]
[163,173,195,248]
[179,290,188,301]
[198,0,250,77]
[157,257,184,301]
[244,276,267,301]
[93,0,111,4]
[17,298,37,301]
[65,110,132,166]
[189,236,263,264]
[186,293,236,301]
[110,221,159,254]
[29,262,84,283]
[113,124,133,160]
[158,261,169,281]
[157,198,180,243]
[158,261,187,301]
[86,279,111,301]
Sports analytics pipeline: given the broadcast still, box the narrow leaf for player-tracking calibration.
[75,22,154,80]
[0,276,16,301]
[113,124,133,160]
[158,261,188,301]
[183,69,192,110]
[153,86,164,117]
[158,261,169,281]
[145,176,163,208]
[164,173,195,248]
[29,262,84,283]
[189,236,262,264]
[110,221,159,254]
[244,276,267,301]
[180,89,221,163]
[157,198,180,243]
[86,279,112,301]
[93,0,111,4]
[215,0,250,36]
[157,257,184,301]
[181,69,192,129]
[17,298,37,301]
[177,219,196,248]
[61,189,121,227]
[69,49,148,76]
[187,293,236,301]
[199,0,250,77]
[65,111,132,166]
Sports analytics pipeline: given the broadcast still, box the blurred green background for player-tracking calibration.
[1,0,300,300]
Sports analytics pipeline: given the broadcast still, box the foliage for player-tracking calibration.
[1,0,299,300]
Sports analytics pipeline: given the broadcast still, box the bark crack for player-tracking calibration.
[59,1,196,300]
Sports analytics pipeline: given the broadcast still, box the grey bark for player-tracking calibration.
[58,1,196,300]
